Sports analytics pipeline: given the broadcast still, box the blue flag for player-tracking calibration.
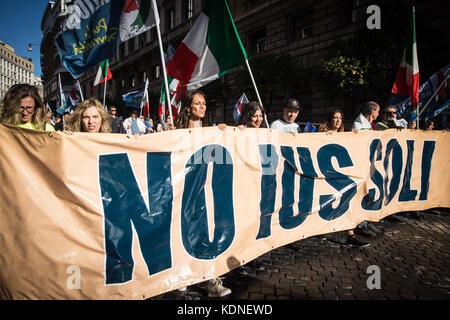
[55,0,159,78]
[56,73,70,115]
[303,121,316,133]
[421,99,450,121]
[122,89,145,109]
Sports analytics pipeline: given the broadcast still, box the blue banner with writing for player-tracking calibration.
[122,89,144,108]
[55,0,159,78]
[54,1,124,78]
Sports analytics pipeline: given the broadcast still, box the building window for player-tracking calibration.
[166,7,175,31]
[139,33,146,47]
[140,71,147,83]
[150,28,157,42]
[129,75,136,88]
[152,65,160,79]
[129,37,135,53]
[183,0,194,21]
[289,9,313,43]
[119,42,126,59]
[120,79,126,91]
[249,30,266,55]
[342,0,361,25]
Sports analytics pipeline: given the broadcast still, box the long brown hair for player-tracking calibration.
[237,101,267,128]
[67,98,111,133]
[0,83,46,129]
[318,108,345,132]
[174,90,208,129]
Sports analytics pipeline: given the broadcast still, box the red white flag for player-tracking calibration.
[93,60,112,87]
[141,78,150,118]
[391,7,420,107]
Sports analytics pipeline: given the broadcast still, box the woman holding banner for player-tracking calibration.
[0,84,55,131]
[174,90,226,130]
[67,98,111,133]
[174,89,231,297]
[318,108,345,134]
[237,101,267,128]
[318,109,369,247]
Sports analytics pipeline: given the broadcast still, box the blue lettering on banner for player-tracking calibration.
[383,139,403,205]
[257,144,278,239]
[419,141,436,200]
[279,146,299,229]
[181,145,235,259]
[96,137,436,285]
[279,146,317,229]
[317,144,357,221]
[99,152,173,284]
[296,147,318,223]
[362,139,384,210]
[399,140,418,202]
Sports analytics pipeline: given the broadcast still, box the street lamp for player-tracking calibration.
[28,42,40,51]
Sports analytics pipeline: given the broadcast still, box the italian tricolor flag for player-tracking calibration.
[94,60,113,87]
[158,75,182,119]
[166,0,247,91]
[141,78,150,118]
[391,7,420,107]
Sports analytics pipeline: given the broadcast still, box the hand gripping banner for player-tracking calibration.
[0,124,449,299]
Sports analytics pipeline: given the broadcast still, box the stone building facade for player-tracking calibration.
[41,0,73,108]
[0,40,41,101]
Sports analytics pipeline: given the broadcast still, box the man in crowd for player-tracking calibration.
[123,109,146,135]
[352,101,380,131]
[54,112,70,131]
[109,105,123,133]
[54,114,62,131]
[373,105,406,224]
[270,98,301,133]
[350,101,381,241]
[375,105,407,130]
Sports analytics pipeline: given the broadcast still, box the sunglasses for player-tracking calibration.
[19,106,34,112]
[384,111,397,115]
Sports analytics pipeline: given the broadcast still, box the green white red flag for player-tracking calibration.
[391,7,420,107]
[141,78,150,118]
[94,60,113,87]
[166,0,247,92]
[158,76,182,120]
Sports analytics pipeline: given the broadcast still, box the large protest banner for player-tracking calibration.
[0,124,449,299]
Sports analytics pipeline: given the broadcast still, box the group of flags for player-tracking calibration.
[55,0,251,123]
[53,1,448,126]
[390,7,449,123]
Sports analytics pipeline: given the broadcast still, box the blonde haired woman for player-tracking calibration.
[0,83,54,131]
[67,98,111,133]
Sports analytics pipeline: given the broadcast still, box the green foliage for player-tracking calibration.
[317,27,405,108]
[320,55,368,93]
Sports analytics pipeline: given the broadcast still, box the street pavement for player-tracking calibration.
[152,208,450,300]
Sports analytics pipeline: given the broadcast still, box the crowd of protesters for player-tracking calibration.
[0,83,447,298]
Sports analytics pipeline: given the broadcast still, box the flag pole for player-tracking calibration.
[77,80,84,101]
[58,73,65,128]
[417,73,449,118]
[416,105,419,129]
[140,79,148,117]
[103,77,107,107]
[154,15,173,124]
[245,59,269,127]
